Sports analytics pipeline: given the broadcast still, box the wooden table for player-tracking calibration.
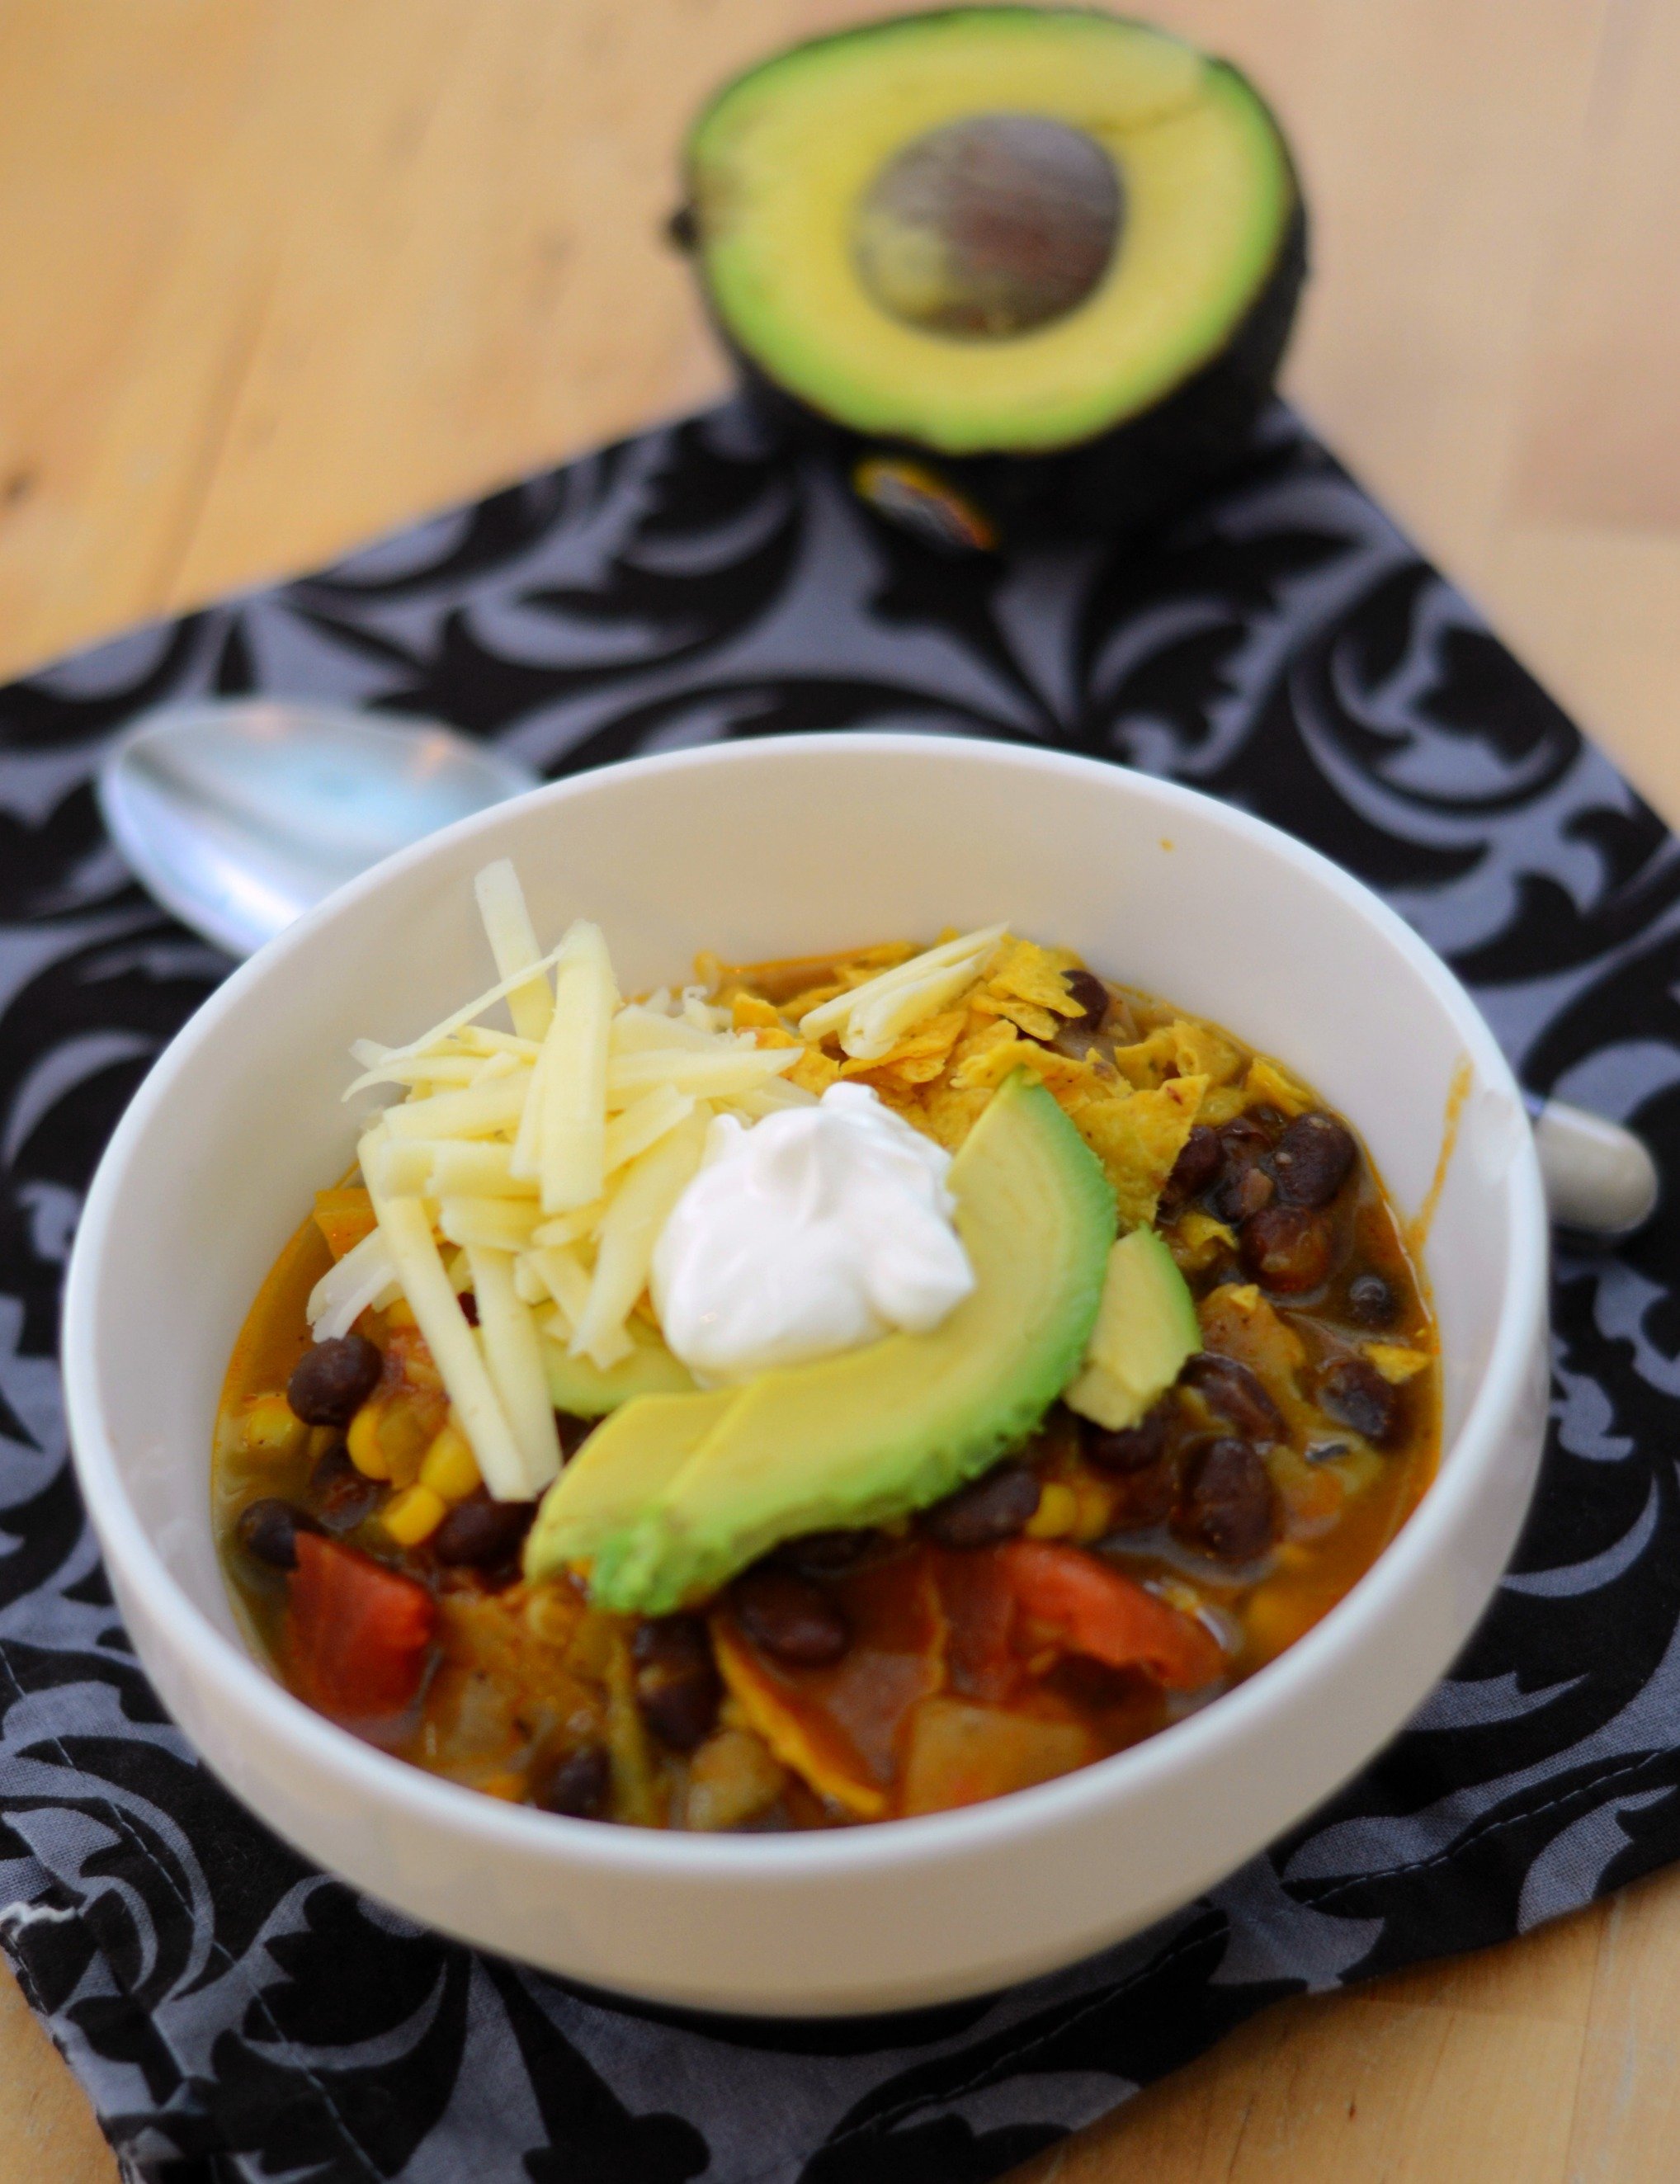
[2,4,1678,2177]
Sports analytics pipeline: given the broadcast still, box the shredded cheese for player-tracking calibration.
[799,924,1006,1059]
[437,1196,543,1252]
[465,1243,561,1493]
[603,1084,697,1177]
[606,1046,796,1106]
[571,1110,708,1369]
[383,1073,532,1141]
[537,920,617,1214]
[306,1225,399,1341]
[527,1243,594,1333]
[361,1140,529,1499]
[473,858,554,1044]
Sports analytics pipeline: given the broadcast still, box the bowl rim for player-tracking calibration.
[62,731,1550,1883]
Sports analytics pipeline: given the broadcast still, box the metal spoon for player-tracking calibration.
[94,699,1659,1240]
[97,699,540,961]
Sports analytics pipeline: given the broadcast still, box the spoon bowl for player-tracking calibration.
[97,700,540,959]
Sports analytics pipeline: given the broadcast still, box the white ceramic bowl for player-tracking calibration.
[63,734,1550,2016]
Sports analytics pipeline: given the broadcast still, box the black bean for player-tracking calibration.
[533,1743,610,1818]
[1273,1112,1357,1208]
[1082,1403,1168,1474]
[287,1335,383,1427]
[1181,1353,1282,1441]
[1240,1204,1333,1293]
[774,1528,882,1576]
[632,1616,722,1748]
[1317,1357,1402,1445]
[1347,1273,1397,1328]
[730,1570,852,1667]
[432,1496,537,1568]
[1220,1113,1277,1160]
[921,1461,1041,1548]
[1166,1124,1224,1201]
[236,1498,323,1571]
[1174,1437,1280,1563]
[1102,1455,1179,1531]
[1212,1160,1276,1224]
[310,1445,381,1533]
[1061,969,1111,1034]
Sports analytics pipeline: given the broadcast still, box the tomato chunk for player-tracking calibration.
[997,1541,1224,1693]
[286,1534,437,1718]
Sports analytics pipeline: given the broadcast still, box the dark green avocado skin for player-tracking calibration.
[710,201,1307,551]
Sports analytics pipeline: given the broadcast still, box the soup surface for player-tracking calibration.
[215,898,1437,1832]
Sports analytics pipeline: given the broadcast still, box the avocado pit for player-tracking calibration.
[853,112,1122,339]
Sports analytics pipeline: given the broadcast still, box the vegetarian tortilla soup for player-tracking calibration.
[215,866,1438,1832]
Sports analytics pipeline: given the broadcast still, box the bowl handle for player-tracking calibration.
[1527,1094,1660,1238]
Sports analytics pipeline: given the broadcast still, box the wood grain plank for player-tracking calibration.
[0,1962,116,2184]
[1567,1869,1680,2184]
[1510,0,1680,528]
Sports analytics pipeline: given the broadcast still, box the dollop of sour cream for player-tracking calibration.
[650,1083,975,1382]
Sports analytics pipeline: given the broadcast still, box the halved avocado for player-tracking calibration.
[539,1073,1115,1615]
[679,9,1305,543]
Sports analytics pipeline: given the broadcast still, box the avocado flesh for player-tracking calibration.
[541,1325,695,1417]
[688,9,1297,455]
[1064,1226,1201,1432]
[564,1074,1115,1615]
[524,1389,734,1577]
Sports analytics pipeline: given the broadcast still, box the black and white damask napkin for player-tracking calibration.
[3,400,1679,2184]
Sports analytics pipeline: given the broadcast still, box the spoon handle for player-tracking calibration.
[1526,1093,1660,1238]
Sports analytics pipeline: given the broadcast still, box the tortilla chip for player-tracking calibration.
[788,1046,842,1097]
[837,1007,968,1085]
[1110,1026,1181,1091]
[1167,1210,1237,1275]
[781,981,846,1021]
[732,993,786,1034]
[1074,1074,1208,1229]
[915,1078,994,1151]
[986,936,1084,1012]
[1365,1343,1432,1384]
[1198,1083,1248,1129]
[1171,1019,1244,1087]
[969,989,1063,1043]
[1243,1055,1313,1117]
[946,1020,1026,1093]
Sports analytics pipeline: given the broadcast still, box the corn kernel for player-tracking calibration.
[1026,1482,1079,1540]
[383,1483,447,1546]
[379,1403,432,1488]
[1070,1474,1114,1544]
[347,1403,392,1480]
[305,1424,340,1464]
[238,1394,305,1461]
[385,1298,418,1331]
[420,1422,481,1502]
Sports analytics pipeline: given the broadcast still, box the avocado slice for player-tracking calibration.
[679,9,1305,541]
[558,1073,1114,1615]
[523,1388,735,1577]
[1064,1226,1201,1432]
[541,1325,696,1417]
